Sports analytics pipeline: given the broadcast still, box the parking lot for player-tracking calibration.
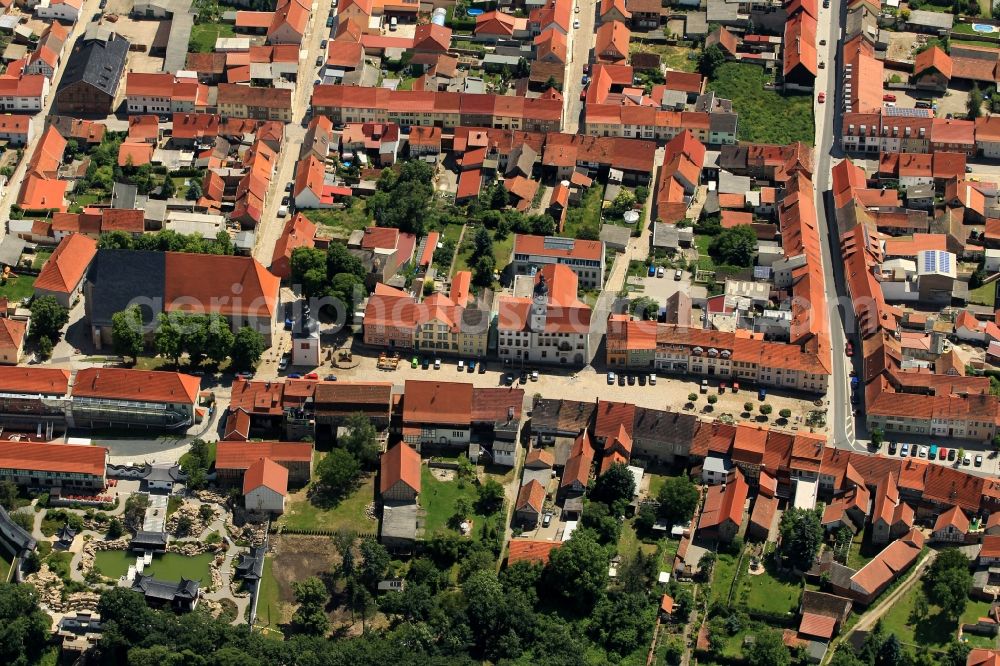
[880,440,1000,478]
[327,348,830,436]
[626,269,708,306]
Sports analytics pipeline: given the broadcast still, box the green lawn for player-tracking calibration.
[561,185,603,239]
[740,563,802,616]
[453,226,512,281]
[846,527,878,570]
[881,583,993,649]
[629,42,699,73]
[970,282,996,308]
[256,555,283,629]
[695,234,716,272]
[710,552,739,606]
[279,467,378,533]
[304,199,371,238]
[31,250,51,271]
[0,275,35,303]
[708,63,814,144]
[421,466,486,538]
[94,550,214,583]
[189,24,236,53]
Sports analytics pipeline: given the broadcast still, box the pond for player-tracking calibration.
[94,551,214,582]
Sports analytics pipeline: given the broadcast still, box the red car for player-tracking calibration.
[818,92,826,103]
[883,94,896,102]
[304,372,319,379]
[845,341,853,356]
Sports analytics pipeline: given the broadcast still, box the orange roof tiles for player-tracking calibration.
[516,479,546,513]
[698,469,748,533]
[73,368,200,404]
[0,367,69,395]
[403,380,473,426]
[595,20,630,62]
[243,457,289,496]
[0,441,105,478]
[914,45,952,80]
[507,539,561,565]
[380,442,420,496]
[164,253,279,318]
[216,441,313,470]
[799,612,837,639]
[35,233,97,295]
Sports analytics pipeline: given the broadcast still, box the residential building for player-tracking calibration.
[217,83,292,122]
[34,233,97,307]
[515,479,545,526]
[697,468,748,542]
[0,75,48,113]
[510,234,605,289]
[125,72,208,115]
[243,457,288,514]
[496,264,592,366]
[847,528,924,604]
[55,29,129,115]
[215,441,313,486]
[0,440,106,490]
[0,319,25,365]
[269,213,316,280]
[35,0,82,22]
[380,443,420,502]
[69,368,200,430]
[0,114,33,146]
[931,504,970,542]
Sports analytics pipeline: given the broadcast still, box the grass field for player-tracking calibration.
[179,440,216,472]
[695,234,716,272]
[304,199,371,238]
[189,24,236,53]
[453,226,513,280]
[256,555,282,629]
[0,275,35,302]
[708,63,814,144]
[711,552,739,606]
[629,42,699,73]
[740,563,802,616]
[881,584,994,649]
[278,469,378,534]
[970,281,997,308]
[31,250,51,271]
[561,185,603,240]
[421,466,486,538]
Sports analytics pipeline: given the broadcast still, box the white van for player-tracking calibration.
[389,16,397,30]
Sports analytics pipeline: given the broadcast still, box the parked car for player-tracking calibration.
[321,39,328,48]
[948,448,957,461]
[845,341,853,356]
[421,357,430,369]
[919,445,928,458]
[638,374,646,386]
[702,380,709,394]
[304,372,319,379]
[963,454,972,466]
[818,92,826,103]
[910,445,918,457]
[542,512,553,527]
[647,265,656,277]
[411,357,418,368]
[939,448,947,460]
[674,269,683,280]
[649,374,657,385]
[976,454,984,467]
[718,383,726,394]
[324,375,337,381]
[883,94,896,102]
[458,360,465,371]
[479,362,486,374]
[287,373,302,379]
[888,441,897,455]
[316,55,324,66]
[607,371,616,384]
[618,374,626,386]
[929,444,938,458]
[520,371,528,384]
[468,360,476,373]
[278,357,289,371]
[627,374,636,386]
[657,266,665,278]
[573,19,580,28]
[531,370,539,381]
[900,443,909,456]
[757,387,766,400]
[326,16,334,26]
[434,358,441,370]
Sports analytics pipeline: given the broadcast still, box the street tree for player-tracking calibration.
[29,295,68,342]
[230,326,265,371]
[111,305,145,363]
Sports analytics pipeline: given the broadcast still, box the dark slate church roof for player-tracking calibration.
[57,30,130,98]
[85,250,165,327]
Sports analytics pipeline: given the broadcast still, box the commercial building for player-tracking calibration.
[55,29,129,115]
[69,368,200,430]
[0,440,107,490]
[510,234,605,289]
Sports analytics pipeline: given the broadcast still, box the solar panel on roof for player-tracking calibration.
[542,237,575,251]
[883,106,933,118]
[753,266,771,280]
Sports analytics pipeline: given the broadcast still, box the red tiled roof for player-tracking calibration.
[507,539,561,565]
[243,457,289,495]
[0,367,69,394]
[933,504,970,534]
[698,469,748,533]
[34,233,97,294]
[216,441,313,470]
[0,440,105,478]
[72,368,200,404]
[982,535,1000,559]
[164,253,280,318]
[403,380,473,425]
[516,479,545,513]
[380,442,421,496]
[799,612,837,639]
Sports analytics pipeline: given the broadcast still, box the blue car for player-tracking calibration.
[287,373,302,379]
[648,265,656,277]
[758,388,767,401]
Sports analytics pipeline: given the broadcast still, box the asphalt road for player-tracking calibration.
[814,0,865,452]
[250,0,333,264]
[562,0,597,133]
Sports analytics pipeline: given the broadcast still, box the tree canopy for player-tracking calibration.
[29,295,69,343]
[656,476,700,526]
[709,224,757,267]
[778,507,823,570]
